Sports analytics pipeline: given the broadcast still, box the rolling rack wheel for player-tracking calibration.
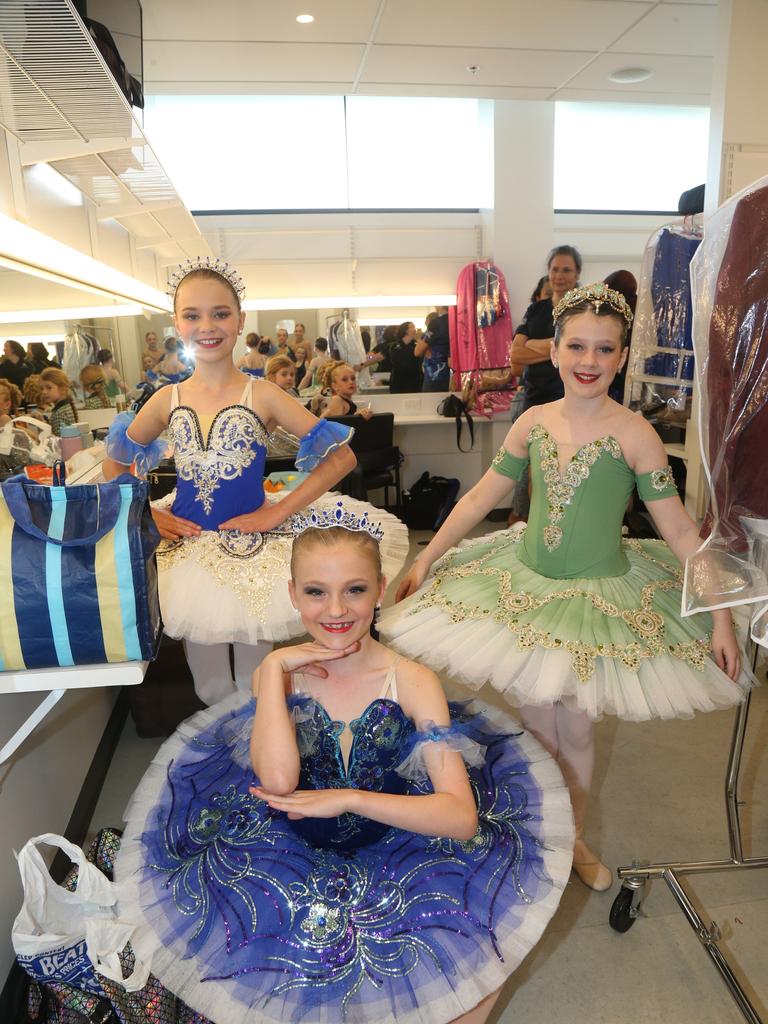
[611,644,768,1024]
[609,878,646,933]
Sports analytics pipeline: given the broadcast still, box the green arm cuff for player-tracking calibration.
[490,446,529,481]
[636,466,679,501]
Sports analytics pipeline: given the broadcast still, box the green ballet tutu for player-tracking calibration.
[380,528,749,721]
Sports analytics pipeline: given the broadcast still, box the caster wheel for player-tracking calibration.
[609,885,640,933]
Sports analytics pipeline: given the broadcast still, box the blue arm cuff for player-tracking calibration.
[105,412,168,478]
[295,419,354,472]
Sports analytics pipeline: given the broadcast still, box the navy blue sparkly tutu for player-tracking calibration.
[118,691,573,1024]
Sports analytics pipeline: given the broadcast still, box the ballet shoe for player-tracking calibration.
[572,838,613,892]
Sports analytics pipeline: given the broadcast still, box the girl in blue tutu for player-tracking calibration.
[118,516,573,1024]
[104,258,407,705]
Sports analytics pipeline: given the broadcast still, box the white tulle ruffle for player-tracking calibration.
[156,492,409,645]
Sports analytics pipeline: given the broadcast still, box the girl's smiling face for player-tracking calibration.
[553,310,627,396]
[173,276,244,361]
[289,542,385,650]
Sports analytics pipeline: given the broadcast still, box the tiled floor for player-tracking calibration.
[89,524,768,1024]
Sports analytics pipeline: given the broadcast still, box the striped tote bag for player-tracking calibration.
[0,474,161,671]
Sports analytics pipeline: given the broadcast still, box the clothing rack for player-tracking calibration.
[610,640,767,1023]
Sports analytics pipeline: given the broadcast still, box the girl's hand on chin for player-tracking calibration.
[266,640,361,677]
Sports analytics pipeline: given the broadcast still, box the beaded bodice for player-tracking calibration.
[521,424,635,580]
[168,380,270,530]
[287,695,414,852]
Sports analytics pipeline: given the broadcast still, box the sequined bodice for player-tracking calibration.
[521,424,636,580]
[288,695,415,852]
[168,390,270,530]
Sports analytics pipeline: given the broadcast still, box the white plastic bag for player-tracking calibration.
[12,833,150,995]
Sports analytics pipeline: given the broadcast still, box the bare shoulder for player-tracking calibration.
[612,405,666,468]
[393,656,449,721]
[504,405,538,455]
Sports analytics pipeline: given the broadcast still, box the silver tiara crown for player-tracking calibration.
[291,500,384,542]
[167,257,246,304]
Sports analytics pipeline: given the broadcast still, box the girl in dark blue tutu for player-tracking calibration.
[118,515,573,1024]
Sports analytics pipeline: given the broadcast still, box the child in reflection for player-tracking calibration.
[265,354,299,396]
[39,368,78,435]
[119,520,572,1024]
[313,360,373,420]
[80,364,111,409]
[0,380,22,427]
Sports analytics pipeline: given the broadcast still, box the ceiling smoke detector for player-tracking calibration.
[608,66,653,84]
[466,65,480,75]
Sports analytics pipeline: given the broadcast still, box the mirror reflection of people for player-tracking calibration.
[311,361,373,420]
[143,331,163,368]
[97,348,126,399]
[238,333,267,378]
[265,354,298,396]
[422,306,451,392]
[389,322,428,393]
[299,337,330,390]
[1,340,31,390]
[39,367,78,435]
[0,380,22,427]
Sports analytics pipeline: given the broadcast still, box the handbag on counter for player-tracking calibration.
[0,471,161,671]
[436,394,475,452]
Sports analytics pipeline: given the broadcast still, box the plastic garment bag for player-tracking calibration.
[682,175,768,647]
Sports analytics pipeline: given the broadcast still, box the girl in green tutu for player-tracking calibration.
[381,282,746,892]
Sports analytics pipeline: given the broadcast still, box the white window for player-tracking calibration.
[143,95,490,210]
[554,102,710,212]
[143,95,348,210]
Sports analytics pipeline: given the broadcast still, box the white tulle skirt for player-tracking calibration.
[380,527,751,722]
[155,492,409,645]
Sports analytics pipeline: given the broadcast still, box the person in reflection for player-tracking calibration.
[389,321,428,393]
[311,361,373,420]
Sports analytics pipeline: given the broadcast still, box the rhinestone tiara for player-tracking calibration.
[291,500,384,542]
[552,282,633,326]
[167,256,246,304]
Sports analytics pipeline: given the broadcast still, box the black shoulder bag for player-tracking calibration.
[437,395,475,452]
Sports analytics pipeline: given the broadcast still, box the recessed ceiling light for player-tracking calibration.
[608,66,653,84]
[296,14,314,24]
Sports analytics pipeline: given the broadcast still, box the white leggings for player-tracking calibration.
[520,700,594,835]
[183,640,273,706]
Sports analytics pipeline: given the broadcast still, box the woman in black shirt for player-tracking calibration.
[510,245,581,411]
[389,322,428,393]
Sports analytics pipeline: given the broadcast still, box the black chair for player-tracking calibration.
[328,413,401,511]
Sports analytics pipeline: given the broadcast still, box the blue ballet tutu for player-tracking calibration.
[118,693,573,1024]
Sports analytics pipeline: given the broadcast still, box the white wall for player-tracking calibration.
[0,688,120,977]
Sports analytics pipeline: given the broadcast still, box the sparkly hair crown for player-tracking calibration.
[553,283,633,326]
[167,257,246,305]
[291,501,384,542]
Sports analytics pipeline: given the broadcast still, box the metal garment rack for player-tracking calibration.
[610,642,767,1023]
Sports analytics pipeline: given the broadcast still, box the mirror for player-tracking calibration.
[0,263,144,412]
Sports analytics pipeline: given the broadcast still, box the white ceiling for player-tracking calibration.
[142,0,717,104]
